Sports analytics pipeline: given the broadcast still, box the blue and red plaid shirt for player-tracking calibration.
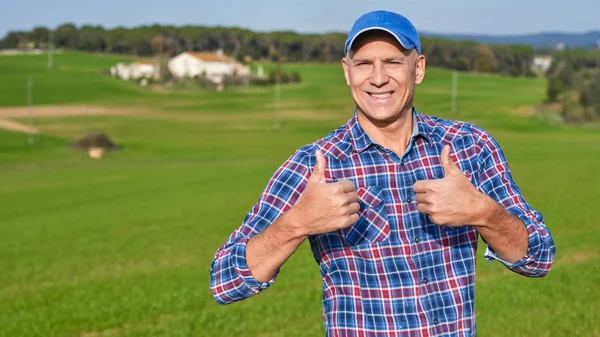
[210,109,555,336]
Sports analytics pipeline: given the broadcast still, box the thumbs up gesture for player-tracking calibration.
[413,145,484,227]
[291,150,361,236]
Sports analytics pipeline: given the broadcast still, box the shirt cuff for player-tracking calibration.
[483,214,542,269]
[231,237,278,293]
[484,245,526,268]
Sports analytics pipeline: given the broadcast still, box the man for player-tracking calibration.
[210,10,555,336]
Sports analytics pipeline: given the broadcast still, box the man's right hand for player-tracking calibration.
[290,150,360,237]
[245,150,360,283]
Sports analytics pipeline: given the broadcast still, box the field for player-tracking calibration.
[0,52,599,337]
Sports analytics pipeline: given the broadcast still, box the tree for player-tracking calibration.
[1,22,543,77]
[580,72,600,119]
[79,25,106,52]
[475,44,497,73]
[557,63,577,89]
[31,26,50,48]
[547,78,563,102]
[55,23,79,49]
[1,32,22,48]
[151,33,166,57]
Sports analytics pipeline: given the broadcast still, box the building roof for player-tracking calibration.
[186,51,238,63]
[134,60,159,65]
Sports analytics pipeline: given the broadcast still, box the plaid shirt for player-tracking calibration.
[210,109,555,336]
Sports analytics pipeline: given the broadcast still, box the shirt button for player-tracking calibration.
[434,318,439,325]
[414,237,420,244]
[406,197,412,203]
[423,277,428,284]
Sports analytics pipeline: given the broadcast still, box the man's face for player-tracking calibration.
[342,31,426,125]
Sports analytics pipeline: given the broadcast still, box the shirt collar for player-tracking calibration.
[413,109,432,144]
[347,108,432,153]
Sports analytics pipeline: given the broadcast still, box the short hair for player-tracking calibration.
[345,48,356,62]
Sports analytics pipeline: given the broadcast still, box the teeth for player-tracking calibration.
[370,93,391,98]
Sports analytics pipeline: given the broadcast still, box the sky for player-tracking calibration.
[2,0,600,38]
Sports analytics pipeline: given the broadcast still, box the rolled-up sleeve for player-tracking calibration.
[210,149,312,304]
[476,133,556,277]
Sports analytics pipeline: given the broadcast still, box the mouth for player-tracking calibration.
[367,91,394,100]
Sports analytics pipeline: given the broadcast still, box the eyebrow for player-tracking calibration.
[383,57,405,62]
[351,58,372,64]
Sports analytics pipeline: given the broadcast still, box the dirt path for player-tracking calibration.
[0,119,39,133]
[0,105,141,133]
[0,105,139,119]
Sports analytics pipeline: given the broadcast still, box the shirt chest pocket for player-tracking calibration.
[341,185,391,247]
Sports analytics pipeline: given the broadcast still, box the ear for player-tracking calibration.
[415,54,426,85]
[341,57,351,86]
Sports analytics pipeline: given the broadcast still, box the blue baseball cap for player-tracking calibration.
[344,10,421,55]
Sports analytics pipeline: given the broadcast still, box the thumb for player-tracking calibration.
[310,150,327,183]
[441,144,458,176]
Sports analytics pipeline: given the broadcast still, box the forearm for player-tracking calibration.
[473,134,555,275]
[246,209,307,282]
[473,195,529,264]
[209,212,305,304]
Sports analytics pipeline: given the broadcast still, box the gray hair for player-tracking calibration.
[345,49,356,62]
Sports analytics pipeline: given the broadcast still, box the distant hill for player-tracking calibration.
[421,31,600,50]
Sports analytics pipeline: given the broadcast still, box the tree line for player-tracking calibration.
[2,23,537,76]
[546,49,600,122]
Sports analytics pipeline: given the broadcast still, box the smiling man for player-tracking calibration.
[210,10,555,337]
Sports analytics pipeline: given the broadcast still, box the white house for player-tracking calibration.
[532,55,553,73]
[167,50,250,83]
[110,61,160,81]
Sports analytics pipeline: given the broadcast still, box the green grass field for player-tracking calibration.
[0,52,599,337]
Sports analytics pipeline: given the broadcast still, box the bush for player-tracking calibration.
[155,68,302,90]
[266,70,301,85]
[290,71,301,83]
[194,75,218,89]
[71,133,120,151]
[249,77,271,86]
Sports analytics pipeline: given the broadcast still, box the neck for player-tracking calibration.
[357,108,414,156]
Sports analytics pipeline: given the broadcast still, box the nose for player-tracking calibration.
[369,60,389,87]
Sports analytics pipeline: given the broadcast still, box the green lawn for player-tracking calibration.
[0,52,598,337]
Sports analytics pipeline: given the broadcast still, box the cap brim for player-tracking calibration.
[345,27,415,55]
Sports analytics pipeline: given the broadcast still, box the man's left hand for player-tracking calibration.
[413,145,488,227]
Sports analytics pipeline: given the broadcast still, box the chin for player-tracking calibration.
[360,107,402,123]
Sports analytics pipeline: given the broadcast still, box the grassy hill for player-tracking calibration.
[0,52,598,337]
